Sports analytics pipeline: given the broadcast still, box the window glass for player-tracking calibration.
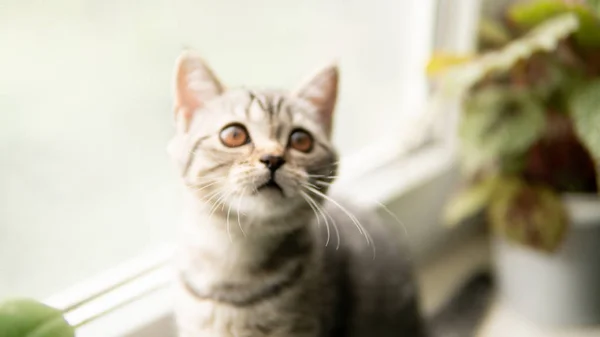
[0,0,434,298]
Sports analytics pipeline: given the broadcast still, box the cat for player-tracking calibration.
[168,51,492,337]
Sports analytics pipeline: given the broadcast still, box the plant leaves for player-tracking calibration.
[570,79,600,158]
[588,0,600,15]
[479,18,513,49]
[426,52,473,76]
[443,176,501,227]
[459,86,546,173]
[509,0,600,47]
[488,177,569,252]
[570,79,600,185]
[438,13,579,96]
[0,298,74,337]
[523,111,598,193]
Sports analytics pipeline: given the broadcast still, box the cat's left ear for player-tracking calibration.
[293,63,339,136]
[173,51,224,132]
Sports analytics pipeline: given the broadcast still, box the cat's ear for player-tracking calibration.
[293,63,339,136]
[173,51,224,132]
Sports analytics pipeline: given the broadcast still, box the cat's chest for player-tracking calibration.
[175,285,318,337]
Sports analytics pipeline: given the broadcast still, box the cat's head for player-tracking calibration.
[168,52,338,220]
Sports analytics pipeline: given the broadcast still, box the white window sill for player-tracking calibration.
[50,228,600,337]
[44,133,460,336]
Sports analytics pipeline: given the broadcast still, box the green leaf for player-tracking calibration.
[488,177,569,252]
[588,0,600,15]
[460,86,546,173]
[532,57,568,100]
[509,0,600,47]
[479,18,512,47]
[444,176,501,227]
[509,1,575,26]
[0,298,74,337]
[439,13,579,95]
[570,79,600,158]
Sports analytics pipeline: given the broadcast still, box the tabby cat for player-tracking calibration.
[168,51,491,337]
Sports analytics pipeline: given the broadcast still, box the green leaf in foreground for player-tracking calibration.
[570,79,600,159]
[0,298,74,337]
[508,0,600,47]
[588,0,600,16]
[444,176,501,227]
[460,86,546,173]
[488,177,569,252]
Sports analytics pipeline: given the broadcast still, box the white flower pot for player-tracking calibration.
[493,194,600,327]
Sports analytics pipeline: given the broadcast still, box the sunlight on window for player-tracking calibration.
[0,0,434,298]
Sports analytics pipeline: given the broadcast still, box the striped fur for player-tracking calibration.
[169,52,491,337]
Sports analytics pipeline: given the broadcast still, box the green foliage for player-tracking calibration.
[570,79,600,159]
[460,86,546,173]
[444,176,501,227]
[479,18,512,48]
[588,0,600,15]
[531,56,569,100]
[438,13,579,95]
[488,177,568,252]
[508,0,600,47]
[430,0,600,253]
[0,299,74,337]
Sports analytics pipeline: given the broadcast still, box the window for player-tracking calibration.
[1,0,441,300]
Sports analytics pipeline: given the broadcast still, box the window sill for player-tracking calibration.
[44,135,462,336]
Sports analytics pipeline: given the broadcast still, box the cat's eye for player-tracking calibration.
[289,129,313,153]
[220,124,250,148]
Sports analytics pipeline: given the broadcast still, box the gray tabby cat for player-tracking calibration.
[168,51,492,337]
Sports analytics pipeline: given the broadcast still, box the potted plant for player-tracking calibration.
[428,0,600,327]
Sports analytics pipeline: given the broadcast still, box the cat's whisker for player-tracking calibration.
[376,201,409,239]
[313,180,333,187]
[208,190,230,220]
[204,191,224,215]
[301,191,331,247]
[320,203,341,250]
[236,188,247,237]
[309,160,341,171]
[221,191,233,211]
[305,191,341,250]
[188,180,221,192]
[190,175,225,183]
[304,185,376,258]
[307,174,339,179]
[226,193,234,243]
[304,181,324,191]
[301,192,321,227]
[197,189,224,204]
[308,177,338,185]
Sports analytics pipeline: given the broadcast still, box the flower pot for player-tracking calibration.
[493,194,600,327]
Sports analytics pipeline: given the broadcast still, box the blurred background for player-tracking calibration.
[0,0,436,300]
[3,0,600,336]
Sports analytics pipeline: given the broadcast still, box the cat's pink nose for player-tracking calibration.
[259,155,285,172]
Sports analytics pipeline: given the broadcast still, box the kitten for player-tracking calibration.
[168,51,492,337]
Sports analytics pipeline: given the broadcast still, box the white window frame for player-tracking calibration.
[44,1,482,335]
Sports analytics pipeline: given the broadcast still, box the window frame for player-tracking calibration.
[43,1,482,335]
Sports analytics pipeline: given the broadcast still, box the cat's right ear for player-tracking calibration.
[173,52,224,132]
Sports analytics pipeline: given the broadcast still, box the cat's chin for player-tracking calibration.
[232,190,303,219]
[256,182,285,196]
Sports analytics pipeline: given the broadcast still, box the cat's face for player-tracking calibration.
[169,52,338,219]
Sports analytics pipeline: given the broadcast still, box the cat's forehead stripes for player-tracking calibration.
[242,91,295,140]
[245,91,288,119]
[245,91,265,121]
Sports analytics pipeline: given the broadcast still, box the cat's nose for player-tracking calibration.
[259,154,285,172]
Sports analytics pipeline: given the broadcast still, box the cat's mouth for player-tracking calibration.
[257,178,284,195]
